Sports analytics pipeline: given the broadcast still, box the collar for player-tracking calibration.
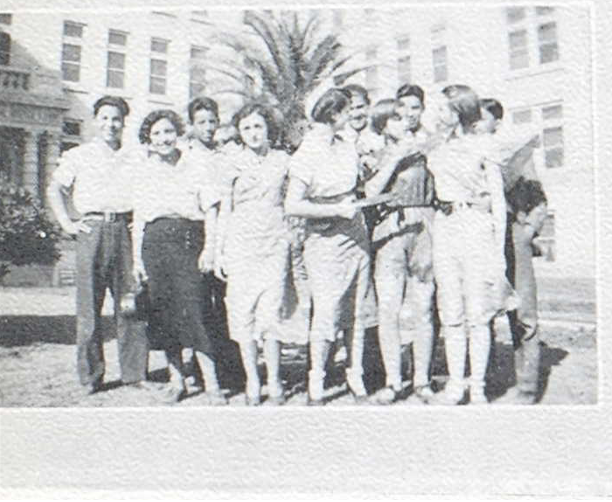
[148,148,182,166]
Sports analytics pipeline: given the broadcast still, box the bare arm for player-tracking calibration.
[284,177,356,220]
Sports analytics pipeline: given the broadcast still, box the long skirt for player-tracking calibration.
[142,217,215,357]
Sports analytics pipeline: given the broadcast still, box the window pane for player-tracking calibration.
[0,50,9,66]
[538,22,557,43]
[542,104,563,120]
[0,14,12,25]
[106,69,124,88]
[149,76,166,94]
[62,62,80,82]
[190,46,207,59]
[397,37,410,51]
[151,38,169,53]
[398,55,411,82]
[545,147,563,168]
[150,59,167,76]
[506,7,526,23]
[431,25,445,45]
[540,42,559,64]
[512,109,532,124]
[540,213,555,238]
[60,142,79,154]
[62,44,81,62]
[63,22,83,38]
[62,121,81,136]
[536,6,555,16]
[510,50,529,70]
[190,66,206,81]
[189,81,206,99]
[108,51,125,69]
[509,30,528,49]
[109,30,127,46]
[434,64,447,82]
[543,126,563,147]
[432,46,447,65]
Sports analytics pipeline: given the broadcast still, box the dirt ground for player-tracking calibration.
[0,277,597,407]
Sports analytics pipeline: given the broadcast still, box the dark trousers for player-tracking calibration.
[76,219,149,386]
[505,221,540,394]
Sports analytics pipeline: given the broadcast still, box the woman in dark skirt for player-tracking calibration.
[131,109,226,405]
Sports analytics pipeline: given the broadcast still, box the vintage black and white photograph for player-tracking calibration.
[0,2,597,410]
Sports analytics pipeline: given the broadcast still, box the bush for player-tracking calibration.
[0,175,62,281]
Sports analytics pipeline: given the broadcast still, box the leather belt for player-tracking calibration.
[82,211,133,223]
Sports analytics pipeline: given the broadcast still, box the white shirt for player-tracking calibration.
[132,148,219,223]
[52,138,134,214]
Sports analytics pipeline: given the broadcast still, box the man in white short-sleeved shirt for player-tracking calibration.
[47,96,150,395]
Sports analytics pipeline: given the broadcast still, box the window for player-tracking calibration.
[108,29,127,47]
[506,7,526,23]
[63,21,84,38]
[62,120,81,137]
[512,109,532,124]
[106,51,125,88]
[150,38,169,94]
[61,43,81,82]
[191,10,209,24]
[150,59,167,94]
[0,32,10,66]
[62,21,84,82]
[431,25,448,83]
[509,29,529,70]
[538,21,559,64]
[332,9,343,31]
[541,103,563,168]
[106,30,127,88]
[536,211,556,261]
[0,13,12,25]
[365,47,377,90]
[397,36,411,83]
[506,7,560,71]
[151,37,169,54]
[189,45,207,98]
[536,6,555,16]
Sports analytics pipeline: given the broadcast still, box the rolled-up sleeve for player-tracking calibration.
[53,149,79,188]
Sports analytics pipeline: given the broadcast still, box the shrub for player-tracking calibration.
[0,175,62,281]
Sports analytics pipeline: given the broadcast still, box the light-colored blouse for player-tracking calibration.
[289,125,360,200]
[427,134,495,203]
[132,148,219,223]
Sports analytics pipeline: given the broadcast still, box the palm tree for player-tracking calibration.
[198,9,367,151]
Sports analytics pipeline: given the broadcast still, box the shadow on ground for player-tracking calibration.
[0,315,117,347]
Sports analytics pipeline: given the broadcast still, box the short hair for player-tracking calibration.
[441,84,481,131]
[480,98,504,121]
[507,177,547,215]
[231,102,280,146]
[187,96,220,124]
[396,84,425,107]
[342,84,370,105]
[311,88,351,125]
[93,95,130,118]
[138,109,185,144]
[370,98,399,135]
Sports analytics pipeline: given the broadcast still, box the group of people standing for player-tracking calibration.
[48,76,547,406]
